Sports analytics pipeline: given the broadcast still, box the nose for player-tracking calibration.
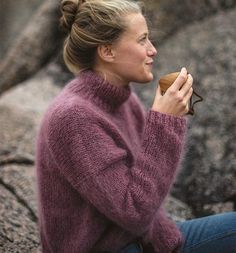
[147,39,157,56]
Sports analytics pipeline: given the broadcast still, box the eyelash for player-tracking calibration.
[139,36,148,44]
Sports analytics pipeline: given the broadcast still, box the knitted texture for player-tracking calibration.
[36,70,187,253]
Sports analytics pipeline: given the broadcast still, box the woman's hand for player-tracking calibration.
[152,67,193,117]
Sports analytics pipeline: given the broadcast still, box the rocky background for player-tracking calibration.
[0,0,236,252]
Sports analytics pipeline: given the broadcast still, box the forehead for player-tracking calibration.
[122,13,148,37]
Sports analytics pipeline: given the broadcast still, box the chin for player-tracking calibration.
[141,73,154,83]
[130,72,154,84]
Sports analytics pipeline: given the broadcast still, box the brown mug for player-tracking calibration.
[159,72,203,115]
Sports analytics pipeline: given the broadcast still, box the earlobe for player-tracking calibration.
[97,44,115,63]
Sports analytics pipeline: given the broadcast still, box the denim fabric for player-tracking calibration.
[117,212,236,253]
[177,212,236,253]
[116,243,142,253]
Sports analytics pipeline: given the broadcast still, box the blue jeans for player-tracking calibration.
[117,212,236,253]
[116,243,142,253]
[177,212,236,253]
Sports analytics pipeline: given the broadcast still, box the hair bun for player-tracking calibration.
[60,0,81,32]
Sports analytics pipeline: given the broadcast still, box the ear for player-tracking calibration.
[97,44,115,63]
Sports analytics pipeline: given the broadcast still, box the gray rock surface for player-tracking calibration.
[0,185,39,253]
[164,196,193,222]
[0,105,36,162]
[0,165,37,218]
[143,0,236,44]
[134,7,236,216]
[0,0,42,59]
[0,66,60,251]
[0,0,62,94]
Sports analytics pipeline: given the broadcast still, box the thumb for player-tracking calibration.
[152,84,163,111]
[155,85,162,98]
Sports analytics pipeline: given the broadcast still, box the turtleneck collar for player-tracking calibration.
[69,70,131,110]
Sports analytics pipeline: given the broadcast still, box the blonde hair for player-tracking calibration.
[60,0,143,74]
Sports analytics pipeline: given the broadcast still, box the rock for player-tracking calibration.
[0,0,63,94]
[0,63,61,120]
[0,64,61,162]
[203,202,234,214]
[134,7,236,216]
[0,165,37,218]
[0,105,36,161]
[0,65,60,251]
[164,196,193,222]
[144,0,236,44]
[0,0,42,59]
[0,185,39,252]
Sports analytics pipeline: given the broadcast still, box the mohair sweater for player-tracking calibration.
[36,70,187,253]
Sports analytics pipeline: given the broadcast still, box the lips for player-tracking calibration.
[146,62,153,69]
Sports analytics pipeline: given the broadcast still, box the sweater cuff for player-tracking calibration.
[147,110,187,133]
[143,208,184,253]
[141,110,187,158]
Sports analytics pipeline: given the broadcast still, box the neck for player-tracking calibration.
[94,67,129,87]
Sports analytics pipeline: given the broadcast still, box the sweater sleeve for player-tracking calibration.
[48,107,186,249]
[142,207,183,253]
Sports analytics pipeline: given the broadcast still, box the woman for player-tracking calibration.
[35,0,236,252]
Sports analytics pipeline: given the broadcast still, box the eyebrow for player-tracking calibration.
[137,32,148,40]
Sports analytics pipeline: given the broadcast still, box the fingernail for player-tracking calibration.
[181,67,186,72]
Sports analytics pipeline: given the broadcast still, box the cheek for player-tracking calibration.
[120,45,146,61]
[130,48,146,62]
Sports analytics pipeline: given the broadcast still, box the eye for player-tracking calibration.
[139,35,148,45]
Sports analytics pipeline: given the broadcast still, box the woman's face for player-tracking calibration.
[110,13,157,85]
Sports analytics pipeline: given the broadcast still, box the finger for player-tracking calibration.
[184,87,193,104]
[180,74,193,97]
[182,85,193,115]
[171,67,188,91]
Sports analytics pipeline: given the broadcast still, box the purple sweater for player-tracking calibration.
[36,70,187,253]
